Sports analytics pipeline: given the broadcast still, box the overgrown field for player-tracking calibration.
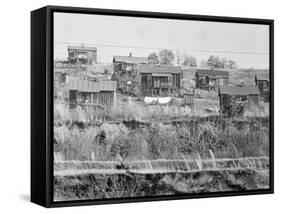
[54,115,269,161]
[53,68,270,201]
[53,89,270,201]
[54,106,270,201]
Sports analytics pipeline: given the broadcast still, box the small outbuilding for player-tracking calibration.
[255,73,270,102]
[68,78,116,108]
[195,69,229,90]
[182,93,194,106]
[218,86,260,115]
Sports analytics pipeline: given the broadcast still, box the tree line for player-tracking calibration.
[147,49,237,69]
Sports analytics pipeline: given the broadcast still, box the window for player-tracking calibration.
[160,77,169,87]
[173,75,176,86]
[126,65,132,71]
[209,79,215,86]
[69,51,75,57]
[153,77,160,87]
[122,63,133,71]
[162,77,168,83]
[219,78,224,85]
[235,95,247,102]
[263,81,268,92]
[202,76,206,84]
[147,75,152,87]
[141,75,147,87]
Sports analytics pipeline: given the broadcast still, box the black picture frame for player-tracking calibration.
[31,5,274,208]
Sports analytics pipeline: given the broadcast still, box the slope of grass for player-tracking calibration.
[54,116,269,161]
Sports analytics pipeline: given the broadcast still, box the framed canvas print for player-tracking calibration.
[31,5,274,208]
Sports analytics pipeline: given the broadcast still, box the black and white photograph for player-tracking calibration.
[53,11,271,202]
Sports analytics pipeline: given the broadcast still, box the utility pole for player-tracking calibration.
[176,50,180,66]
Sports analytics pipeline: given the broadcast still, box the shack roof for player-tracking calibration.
[255,73,269,81]
[181,67,197,79]
[139,64,182,74]
[68,45,97,52]
[54,68,68,73]
[219,86,260,96]
[113,56,148,64]
[196,69,229,77]
[68,78,116,92]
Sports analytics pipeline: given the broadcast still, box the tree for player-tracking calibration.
[207,55,221,68]
[200,59,207,67]
[206,55,237,69]
[218,58,228,69]
[158,49,175,65]
[182,55,197,67]
[227,60,238,69]
[148,52,159,64]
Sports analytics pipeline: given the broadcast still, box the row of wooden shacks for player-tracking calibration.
[112,54,269,108]
[54,45,270,111]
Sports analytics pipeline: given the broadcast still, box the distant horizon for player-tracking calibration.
[54,58,269,71]
[54,12,270,69]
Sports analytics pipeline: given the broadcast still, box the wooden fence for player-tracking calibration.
[54,156,269,177]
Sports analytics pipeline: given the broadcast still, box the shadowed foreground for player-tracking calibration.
[54,169,269,201]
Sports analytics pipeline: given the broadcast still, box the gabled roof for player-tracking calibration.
[68,78,116,92]
[196,69,229,77]
[219,86,260,96]
[255,73,269,81]
[113,56,148,64]
[68,46,97,52]
[139,64,182,74]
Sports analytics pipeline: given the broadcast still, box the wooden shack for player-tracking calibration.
[255,73,270,102]
[139,64,181,96]
[68,45,97,64]
[195,69,229,90]
[218,86,260,115]
[54,69,69,83]
[183,93,194,106]
[181,67,197,90]
[68,78,116,109]
[112,54,148,95]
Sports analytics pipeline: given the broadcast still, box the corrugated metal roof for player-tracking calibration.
[196,69,229,77]
[113,56,148,64]
[139,64,182,74]
[68,78,116,92]
[68,45,97,52]
[219,86,260,95]
[255,73,269,81]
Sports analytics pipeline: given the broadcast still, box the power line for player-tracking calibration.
[54,41,269,56]
[53,52,269,65]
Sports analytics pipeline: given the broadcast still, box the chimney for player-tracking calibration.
[129,52,132,57]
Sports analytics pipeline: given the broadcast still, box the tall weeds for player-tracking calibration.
[54,117,269,161]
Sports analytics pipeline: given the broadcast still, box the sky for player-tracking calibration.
[54,12,270,69]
